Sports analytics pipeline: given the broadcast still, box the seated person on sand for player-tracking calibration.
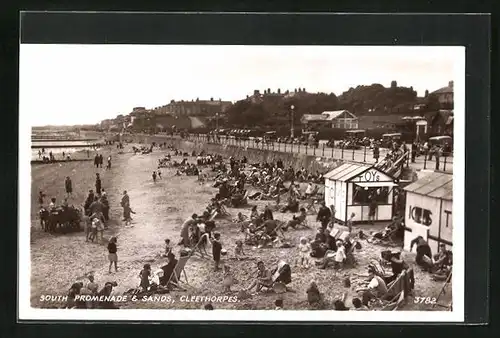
[281,196,299,213]
[316,240,346,270]
[306,281,324,306]
[159,253,178,286]
[409,236,433,271]
[234,240,246,260]
[260,184,279,200]
[304,183,315,199]
[262,205,274,221]
[245,261,273,293]
[355,267,389,307]
[222,265,239,292]
[254,219,280,239]
[432,243,453,273]
[381,250,410,285]
[310,227,331,258]
[283,207,307,230]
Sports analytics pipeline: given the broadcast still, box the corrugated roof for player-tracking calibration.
[321,110,357,121]
[403,172,453,201]
[324,163,371,182]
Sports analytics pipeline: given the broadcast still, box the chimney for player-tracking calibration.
[210,97,213,101]
[449,81,454,88]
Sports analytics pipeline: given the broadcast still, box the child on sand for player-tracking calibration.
[222,265,238,293]
[157,170,162,180]
[139,264,152,291]
[234,240,245,260]
[107,237,118,273]
[297,237,312,269]
[163,238,172,257]
[211,232,223,271]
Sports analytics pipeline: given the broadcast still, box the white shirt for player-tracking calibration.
[335,246,346,262]
[368,277,379,289]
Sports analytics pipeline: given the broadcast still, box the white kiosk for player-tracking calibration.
[324,163,398,224]
[403,172,453,253]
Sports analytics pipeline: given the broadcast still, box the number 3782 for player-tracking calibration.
[413,297,437,305]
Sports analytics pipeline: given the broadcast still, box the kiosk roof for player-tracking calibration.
[403,172,453,201]
[324,163,371,182]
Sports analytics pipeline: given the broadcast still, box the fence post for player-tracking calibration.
[341,146,344,159]
[284,142,287,152]
[322,144,325,157]
[352,148,355,160]
[363,146,367,162]
[331,144,334,157]
[291,142,293,153]
[443,155,447,171]
[298,143,301,154]
[424,153,427,169]
[306,144,308,155]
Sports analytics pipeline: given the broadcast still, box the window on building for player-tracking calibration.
[352,186,389,205]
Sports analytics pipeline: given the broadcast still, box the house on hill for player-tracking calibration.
[425,110,454,137]
[431,81,454,105]
[301,110,358,129]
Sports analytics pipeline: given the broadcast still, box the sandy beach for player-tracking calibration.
[30,142,451,310]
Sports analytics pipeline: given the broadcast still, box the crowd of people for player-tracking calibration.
[42,139,451,311]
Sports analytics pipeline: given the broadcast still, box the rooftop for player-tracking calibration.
[403,172,453,201]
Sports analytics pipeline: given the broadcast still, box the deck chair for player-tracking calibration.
[304,185,319,199]
[305,198,320,214]
[261,261,292,294]
[330,225,351,241]
[296,217,310,229]
[191,233,210,259]
[167,256,190,290]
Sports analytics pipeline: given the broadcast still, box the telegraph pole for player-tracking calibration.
[290,105,295,139]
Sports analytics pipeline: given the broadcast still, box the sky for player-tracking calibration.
[19,45,462,126]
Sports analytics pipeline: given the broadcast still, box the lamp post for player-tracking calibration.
[216,112,219,131]
[290,105,295,139]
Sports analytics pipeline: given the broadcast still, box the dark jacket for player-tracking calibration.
[317,206,331,222]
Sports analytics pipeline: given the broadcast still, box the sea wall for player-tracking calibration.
[129,134,345,173]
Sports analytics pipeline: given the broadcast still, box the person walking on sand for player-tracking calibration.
[106,155,112,170]
[95,173,102,195]
[99,154,104,168]
[152,171,157,183]
[65,176,73,198]
[94,154,100,168]
[121,190,130,208]
[107,237,118,273]
[123,202,135,225]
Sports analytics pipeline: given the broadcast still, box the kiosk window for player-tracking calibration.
[353,186,389,205]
